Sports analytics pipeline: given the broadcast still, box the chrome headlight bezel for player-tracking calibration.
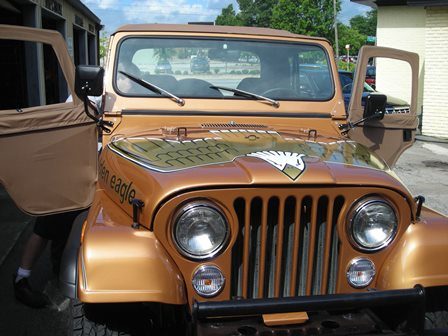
[172,201,230,260]
[347,196,398,252]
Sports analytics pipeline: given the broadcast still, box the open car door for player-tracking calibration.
[347,46,419,167]
[0,25,97,215]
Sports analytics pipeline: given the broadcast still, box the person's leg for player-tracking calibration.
[13,218,52,308]
[13,211,82,308]
[50,210,81,275]
[18,232,48,272]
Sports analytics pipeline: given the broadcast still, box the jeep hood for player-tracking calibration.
[108,128,387,179]
[98,127,411,221]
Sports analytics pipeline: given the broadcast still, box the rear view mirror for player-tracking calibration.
[75,65,104,97]
[364,93,386,120]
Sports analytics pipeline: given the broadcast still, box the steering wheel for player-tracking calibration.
[261,88,298,99]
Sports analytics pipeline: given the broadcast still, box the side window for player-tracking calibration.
[0,39,70,111]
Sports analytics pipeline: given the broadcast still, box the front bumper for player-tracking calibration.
[193,287,425,335]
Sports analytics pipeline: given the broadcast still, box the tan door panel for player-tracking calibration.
[347,46,419,167]
[0,25,97,215]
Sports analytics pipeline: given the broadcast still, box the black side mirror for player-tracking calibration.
[364,94,386,120]
[75,65,104,98]
[340,93,387,134]
[74,65,113,133]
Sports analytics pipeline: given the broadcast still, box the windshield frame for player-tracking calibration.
[112,35,336,103]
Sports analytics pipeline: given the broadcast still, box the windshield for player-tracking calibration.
[115,37,334,101]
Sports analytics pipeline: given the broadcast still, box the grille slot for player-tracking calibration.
[231,194,344,299]
[201,123,268,129]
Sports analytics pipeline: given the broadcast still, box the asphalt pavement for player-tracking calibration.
[394,137,448,215]
[0,137,447,336]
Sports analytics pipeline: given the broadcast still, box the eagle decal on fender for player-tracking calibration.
[247,151,306,180]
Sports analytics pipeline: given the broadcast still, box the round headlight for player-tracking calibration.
[347,258,376,288]
[174,202,229,259]
[349,198,398,251]
[192,265,225,297]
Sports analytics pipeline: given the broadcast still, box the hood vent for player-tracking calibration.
[201,122,268,129]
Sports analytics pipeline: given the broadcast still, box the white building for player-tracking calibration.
[353,0,448,138]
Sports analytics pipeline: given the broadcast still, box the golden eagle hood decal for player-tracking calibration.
[247,151,306,180]
[108,129,386,180]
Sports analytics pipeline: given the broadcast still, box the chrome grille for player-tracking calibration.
[231,194,344,299]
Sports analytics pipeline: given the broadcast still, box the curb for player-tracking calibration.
[416,135,448,144]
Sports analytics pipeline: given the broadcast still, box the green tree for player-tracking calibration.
[349,9,377,37]
[215,4,242,26]
[99,31,109,63]
[237,0,278,27]
[214,0,343,53]
[337,23,366,57]
[154,48,176,61]
[270,0,341,43]
[215,1,277,27]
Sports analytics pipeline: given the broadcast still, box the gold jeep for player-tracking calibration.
[0,24,447,335]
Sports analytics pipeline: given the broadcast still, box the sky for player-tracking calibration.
[82,0,370,34]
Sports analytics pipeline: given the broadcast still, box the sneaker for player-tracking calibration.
[13,275,49,308]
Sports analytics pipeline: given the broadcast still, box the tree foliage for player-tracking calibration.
[215,4,242,26]
[99,31,109,63]
[271,0,340,43]
[337,23,366,56]
[213,0,377,58]
[154,48,176,61]
[338,9,377,56]
[238,0,278,27]
[215,0,341,45]
[349,10,377,37]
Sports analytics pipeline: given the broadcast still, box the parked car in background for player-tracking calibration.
[338,70,410,114]
[190,55,210,73]
[155,59,173,74]
[365,65,376,88]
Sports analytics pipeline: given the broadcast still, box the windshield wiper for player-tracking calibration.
[119,71,185,106]
[210,85,279,108]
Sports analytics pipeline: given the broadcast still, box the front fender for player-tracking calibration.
[377,206,448,289]
[77,190,187,304]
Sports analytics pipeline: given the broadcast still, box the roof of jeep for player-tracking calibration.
[113,24,328,42]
